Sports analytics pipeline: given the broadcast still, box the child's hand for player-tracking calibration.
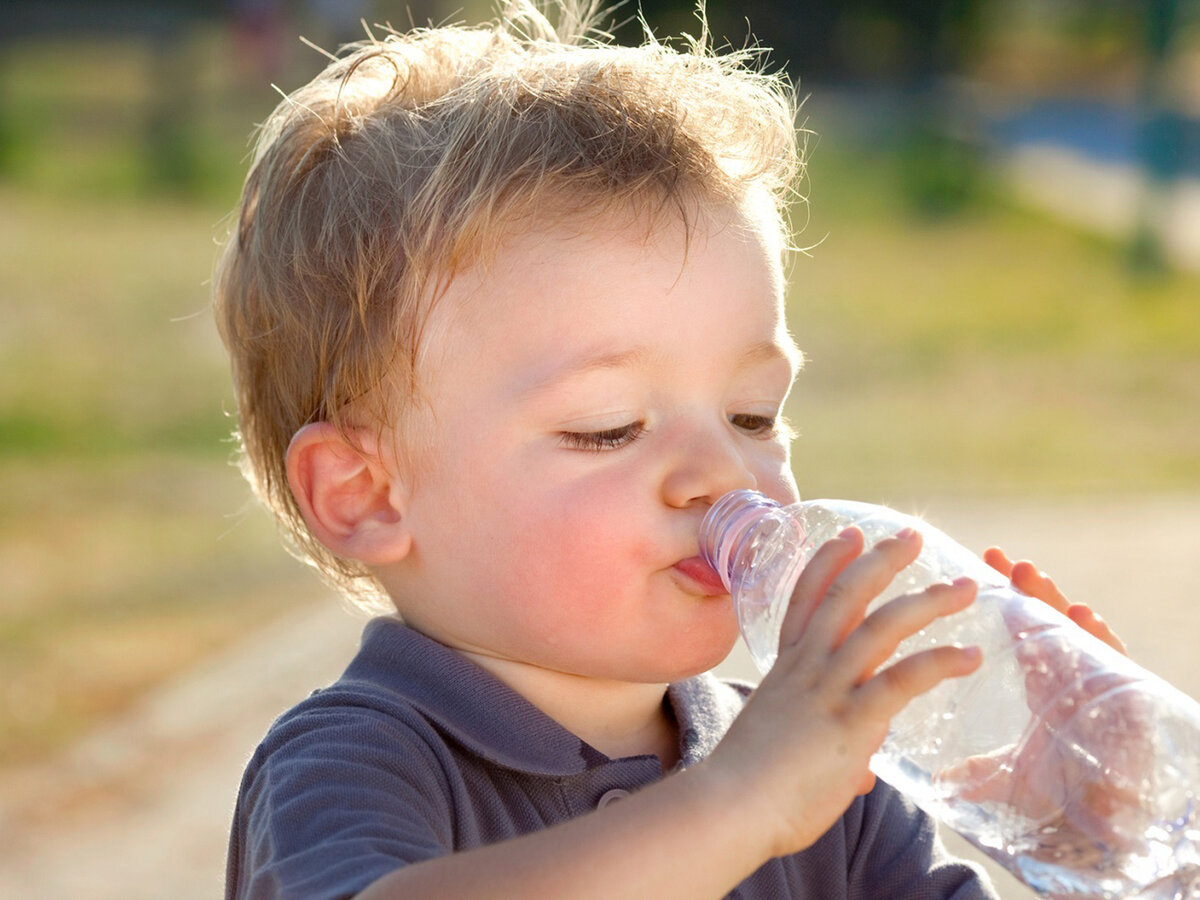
[706,527,982,859]
[938,547,1151,864]
[983,546,1126,655]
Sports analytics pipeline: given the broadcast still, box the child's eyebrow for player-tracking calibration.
[741,338,803,373]
[517,346,653,398]
[518,339,799,399]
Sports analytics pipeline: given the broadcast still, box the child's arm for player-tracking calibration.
[356,760,766,899]
[357,527,983,899]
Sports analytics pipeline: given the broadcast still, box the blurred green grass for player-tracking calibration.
[0,27,326,769]
[0,176,323,765]
[788,133,1200,503]
[1,29,1199,769]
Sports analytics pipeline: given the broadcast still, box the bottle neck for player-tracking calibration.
[699,490,789,589]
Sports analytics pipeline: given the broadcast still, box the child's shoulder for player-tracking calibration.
[243,623,459,791]
[250,618,608,779]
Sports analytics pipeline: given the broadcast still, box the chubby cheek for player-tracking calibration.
[489,482,651,633]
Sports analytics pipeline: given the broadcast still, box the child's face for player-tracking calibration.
[383,203,800,684]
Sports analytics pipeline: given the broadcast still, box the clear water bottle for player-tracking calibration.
[700,489,1200,900]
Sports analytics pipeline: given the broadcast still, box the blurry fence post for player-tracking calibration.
[0,57,15,176]
[890,0,989,218]
[144,11,202,192]
[0,1,215,194]
[1130,0,1183,277]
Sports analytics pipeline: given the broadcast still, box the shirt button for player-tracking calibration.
[597,788,631,809]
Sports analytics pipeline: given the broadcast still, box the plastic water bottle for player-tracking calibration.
[699,489,1200,900]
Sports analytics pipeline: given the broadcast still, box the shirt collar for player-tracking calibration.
[669,673,752,768]
[341,618,749,778]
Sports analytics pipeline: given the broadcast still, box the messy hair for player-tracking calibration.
[213,0,803,607]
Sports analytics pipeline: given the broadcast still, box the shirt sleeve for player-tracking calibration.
[843,780,999,900]
[226,698,456,900]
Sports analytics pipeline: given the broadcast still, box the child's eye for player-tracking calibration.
[730,413,782,437]
[559,422,645,452]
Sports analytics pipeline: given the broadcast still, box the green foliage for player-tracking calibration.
[0,29,262,203]
[895,122,991,218]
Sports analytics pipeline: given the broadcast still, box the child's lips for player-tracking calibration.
[673,555,728,596]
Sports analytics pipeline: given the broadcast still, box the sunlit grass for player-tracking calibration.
[0,185,236,457]
[0,457,323,767]
[786,138,1200,501]
[0,28,313,765]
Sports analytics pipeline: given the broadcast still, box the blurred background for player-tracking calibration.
[0,1,1198,897]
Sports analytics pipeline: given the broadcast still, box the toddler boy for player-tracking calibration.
[215,3,1117,897]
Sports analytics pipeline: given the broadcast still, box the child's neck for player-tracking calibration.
[463,652,681,771]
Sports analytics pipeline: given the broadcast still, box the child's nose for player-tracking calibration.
[660,426,757,509]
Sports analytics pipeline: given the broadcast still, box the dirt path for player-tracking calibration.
[0,595,364,900]
[1,496,1196,899]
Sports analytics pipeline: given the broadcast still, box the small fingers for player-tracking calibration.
[831,577,978,686]
[983,546,1014,579]
[1009,560,1070,615]
[799,528,924,651]
[936,750,1011,803]
[777,526,864,649]
[996,552,1128,656]
[989,546,1072,616]
[855,643,982,724]
[1066,603,1129,656]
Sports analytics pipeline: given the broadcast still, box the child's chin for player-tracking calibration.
[652,638,741,682]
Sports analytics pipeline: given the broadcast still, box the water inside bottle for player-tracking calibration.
[872,586,1200,898]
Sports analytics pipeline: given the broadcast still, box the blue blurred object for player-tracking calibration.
[990,100,1198,180]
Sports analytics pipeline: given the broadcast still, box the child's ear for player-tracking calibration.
[285,422,412,566]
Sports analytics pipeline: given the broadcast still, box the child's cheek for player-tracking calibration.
[487,528,634,656]
[501,491,648,605]
[523,520,639,600]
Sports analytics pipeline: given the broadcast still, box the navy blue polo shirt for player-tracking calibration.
[226,617,994,899]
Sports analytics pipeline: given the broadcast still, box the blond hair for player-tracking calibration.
[213,0,802,607]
